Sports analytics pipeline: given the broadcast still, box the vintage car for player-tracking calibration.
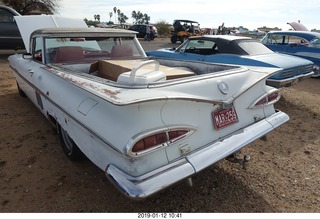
[8,16,289,199]
[146,35,315,87]
[0,5,24,50]
[261,30,320,77]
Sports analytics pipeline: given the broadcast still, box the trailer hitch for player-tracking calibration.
[226,151,250,169]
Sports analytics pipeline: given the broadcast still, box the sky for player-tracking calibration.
[57,0,320,30]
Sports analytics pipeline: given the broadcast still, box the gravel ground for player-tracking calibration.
[0,38,319,212]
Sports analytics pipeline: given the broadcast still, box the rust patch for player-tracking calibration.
[102,88,120,99]
[52,69,120,100]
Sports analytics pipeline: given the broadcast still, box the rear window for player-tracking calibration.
[238,41,274,55]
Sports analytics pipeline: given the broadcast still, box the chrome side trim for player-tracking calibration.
[106,111,289,199]
[266,71,314,87]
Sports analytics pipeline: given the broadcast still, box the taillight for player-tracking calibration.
[250,89,281,108]
[131,129,191,155]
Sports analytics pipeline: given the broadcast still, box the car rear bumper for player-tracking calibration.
[267,71,314,87]
[106,111,289,199]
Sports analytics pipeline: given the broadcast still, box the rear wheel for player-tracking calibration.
[58,124,84,161]
[171,35,177,43]
[16,82,26,97]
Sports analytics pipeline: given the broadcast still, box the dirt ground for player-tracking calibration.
[0,38,320,213]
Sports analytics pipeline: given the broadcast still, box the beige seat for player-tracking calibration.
[110,45,133,58]
[54,46,84,62]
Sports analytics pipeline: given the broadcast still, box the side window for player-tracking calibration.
[288,36,306,45]
[32,37,43,62]
[267,34,288,45]
[131,26,139,31]
[0,8,15,22]
[138,25,144,32]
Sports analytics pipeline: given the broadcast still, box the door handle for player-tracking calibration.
[28,69,34,75]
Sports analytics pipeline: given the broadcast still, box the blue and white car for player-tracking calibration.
[261,30,320,77]
[146,35,315,87]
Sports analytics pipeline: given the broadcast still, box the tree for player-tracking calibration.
[2,0,61,15]
[131,10,146,24]
[118,12,128,26]
[113,7,117,24]
[109,12,113,22]
[131,10,137,22]
[143,14,150,24]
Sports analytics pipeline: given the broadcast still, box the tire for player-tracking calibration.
[171,35,177,44]
[16,82,26,97]
[58,124,84,161]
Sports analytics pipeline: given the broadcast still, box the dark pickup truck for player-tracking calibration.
[0,5,24,50]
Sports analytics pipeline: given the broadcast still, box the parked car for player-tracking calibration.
[146,35,315,88]
[128,24,158,40]
[9,15,289,199]
[0,5,24,50]
[261,30,320,77]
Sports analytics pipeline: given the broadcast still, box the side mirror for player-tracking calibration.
[22,53,32,60]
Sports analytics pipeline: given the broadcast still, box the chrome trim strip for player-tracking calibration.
[106,111,289,199]
[267,71,314,87]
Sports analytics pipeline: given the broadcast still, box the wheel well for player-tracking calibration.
[47,113,58,129]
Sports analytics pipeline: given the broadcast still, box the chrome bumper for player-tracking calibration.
[267,71,314,88]
[106,111,289,199]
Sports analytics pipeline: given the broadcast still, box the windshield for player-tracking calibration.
[45,36,145,64]
[309,37,320,48]
[176,39,218,54]
[238,41,274,55]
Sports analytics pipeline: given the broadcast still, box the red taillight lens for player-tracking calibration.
[255,98,267,107]
[132,130,190,153]
[267,91,279,102]
[132,133,167,152]
[168,130,188,142]
[251,89,280,108]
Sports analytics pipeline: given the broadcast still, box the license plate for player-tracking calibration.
[213,107,239,130]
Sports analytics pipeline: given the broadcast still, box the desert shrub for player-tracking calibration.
[154,20,172,37]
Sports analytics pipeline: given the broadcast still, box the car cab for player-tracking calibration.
[0,5,24,50]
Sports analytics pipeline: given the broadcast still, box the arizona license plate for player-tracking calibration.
[213,107,239,130]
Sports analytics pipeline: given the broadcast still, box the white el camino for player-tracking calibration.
[8,16,289,199]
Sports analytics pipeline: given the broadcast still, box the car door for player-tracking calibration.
[0,7,24,50]
[173,39,207,61]
[15,36,45,111]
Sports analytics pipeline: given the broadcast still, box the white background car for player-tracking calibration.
[8,15,289,198]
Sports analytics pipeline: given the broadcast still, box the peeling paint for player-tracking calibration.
[49,67,121,100]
